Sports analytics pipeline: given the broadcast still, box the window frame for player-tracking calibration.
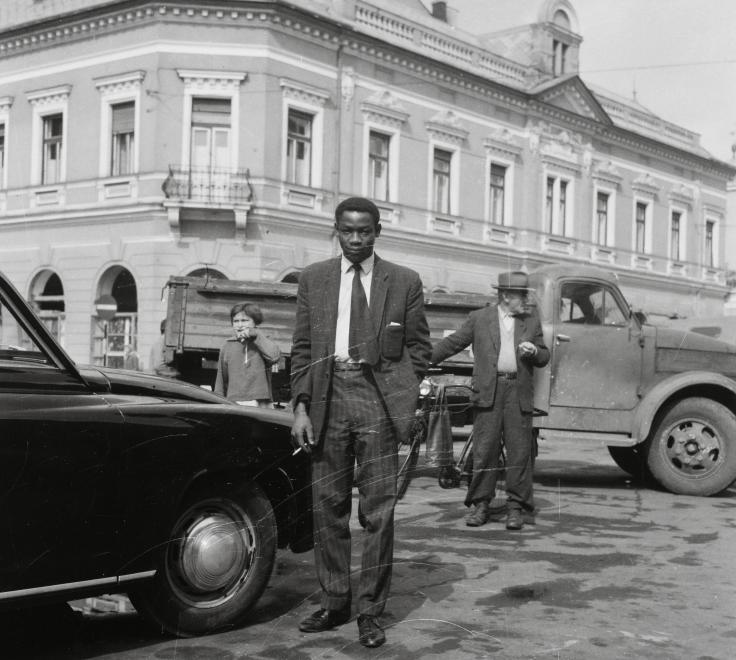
[668,206,687,263]
[592,185,615,247]
[428,142,458,216]
[28,86,70,186]
[544,171,573,236]
[363,126,398,203]
[704,217,719,268]
[485,157,514,227]
[285,107,314,187]
[633,198,653,254]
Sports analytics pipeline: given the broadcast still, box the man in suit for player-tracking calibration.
[431,271,549,530]
[291,196,431,648]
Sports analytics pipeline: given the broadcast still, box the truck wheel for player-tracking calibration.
[130,482,276,637]
[607,446,650,479]
[646,398,736,496]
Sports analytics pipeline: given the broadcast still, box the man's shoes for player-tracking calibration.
[299,606,351,632]
[466,500,490,527]
[506,508,524,530]
[357,614,386,648]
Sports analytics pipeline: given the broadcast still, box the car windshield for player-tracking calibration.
[0,297,53,366]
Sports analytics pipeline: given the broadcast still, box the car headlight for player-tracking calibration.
[419,378,433,397]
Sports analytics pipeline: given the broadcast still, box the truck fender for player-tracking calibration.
[632,371,736,443]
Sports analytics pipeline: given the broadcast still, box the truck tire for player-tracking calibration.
[607,446,650,480]
[646,397,736,496]
[130,482,276,637]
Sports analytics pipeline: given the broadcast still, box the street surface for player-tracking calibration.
[9,438,736,660]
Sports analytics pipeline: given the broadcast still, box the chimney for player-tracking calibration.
[432,1,447,22]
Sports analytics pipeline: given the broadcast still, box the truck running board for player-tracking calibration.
[538,429,635,447]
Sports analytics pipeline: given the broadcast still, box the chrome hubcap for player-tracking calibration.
[168,501,255,606]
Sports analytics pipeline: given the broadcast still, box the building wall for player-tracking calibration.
[0,0,732,368]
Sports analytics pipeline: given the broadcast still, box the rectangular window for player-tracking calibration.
[42,114,63,185]
[596,192,609,246]
[368,131,390,201]
[553,39,568,76]
[489,163,506,225]
[705,220,715,267]
[432,148,452,214]
[286,109,313,186]
[670,211,681,262]
[0,123,4,188]
[110,101,134,176]
[191,98,231,171]
[546,175,569,235]
[635,201,647,253]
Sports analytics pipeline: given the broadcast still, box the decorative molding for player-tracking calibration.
[280,78,330,106]
[631,173,659,197]
[26,84,72,107]
[0,96,14,112]
[360,90,409,128]
[483,128,522,159]
[667,183,694,208]
[341,67,355,109]
[592,160,622,187]
[177,69,246,92]
[94,70,146,94]
[426,110,468,145]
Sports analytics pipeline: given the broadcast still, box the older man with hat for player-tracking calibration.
[431,270,549,529]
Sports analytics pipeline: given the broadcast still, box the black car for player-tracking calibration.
[0,270,312,636]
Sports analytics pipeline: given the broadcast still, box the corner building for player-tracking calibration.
[0,0,733,367]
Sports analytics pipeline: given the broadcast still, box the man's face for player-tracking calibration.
[335,210,381,264]
[503,291,528,315]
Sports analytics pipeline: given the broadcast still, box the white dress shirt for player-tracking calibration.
[334,253,374,361]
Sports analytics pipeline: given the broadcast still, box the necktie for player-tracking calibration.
[348,264,378,364]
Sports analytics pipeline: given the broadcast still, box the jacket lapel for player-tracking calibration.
[488,305,500,353]
[323,258,341,352]
[369,255,388,335]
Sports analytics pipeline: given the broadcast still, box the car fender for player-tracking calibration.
[632,371,736,442]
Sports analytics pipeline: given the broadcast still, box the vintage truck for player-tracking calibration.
[164,264,736,497]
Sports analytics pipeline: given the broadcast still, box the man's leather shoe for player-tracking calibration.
[299,606,351,632]
[357,614,385,648]
[506,508,524,530]
[466,500,490,527]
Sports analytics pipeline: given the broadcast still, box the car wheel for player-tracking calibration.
[607,445,650,479]
[645,397,736,496]
[397,418,423,499]
[130,482,276,637]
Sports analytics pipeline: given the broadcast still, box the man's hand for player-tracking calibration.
[517,341,537,359]
[291,403,315,454]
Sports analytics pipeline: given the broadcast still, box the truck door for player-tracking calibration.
[550,280,642,410]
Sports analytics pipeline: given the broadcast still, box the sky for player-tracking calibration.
[438,0,736,163]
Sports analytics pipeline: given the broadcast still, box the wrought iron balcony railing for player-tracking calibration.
[162,166,253,205]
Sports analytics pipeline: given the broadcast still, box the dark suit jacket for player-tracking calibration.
[431,305,549,412]
[291,254,431,440]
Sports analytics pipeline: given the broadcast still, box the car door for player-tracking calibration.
[0,291,123,592]
[549,279,642,411]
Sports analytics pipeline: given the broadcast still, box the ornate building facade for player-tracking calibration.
[0,0,733,366]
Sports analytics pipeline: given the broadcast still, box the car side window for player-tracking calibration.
[0,298,53,367]
[559,282,628,327]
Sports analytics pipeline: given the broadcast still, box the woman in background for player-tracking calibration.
[214,302,280,407]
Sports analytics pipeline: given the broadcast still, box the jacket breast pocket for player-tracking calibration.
[382,322,404,360]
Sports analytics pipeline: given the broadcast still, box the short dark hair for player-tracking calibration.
[230,302,263,325]
[334,196,380,226]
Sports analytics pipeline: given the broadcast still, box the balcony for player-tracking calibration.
[162,165,253,242]
[162,166,253,206]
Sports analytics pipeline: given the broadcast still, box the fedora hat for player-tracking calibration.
[493,270,530,291]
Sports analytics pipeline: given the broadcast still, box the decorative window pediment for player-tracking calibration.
[27,84,71,107]
[0,96,13,112]
[177,70,246,94]
[632,173,659,197]
[668,183,695,208]
[361,90,408,129]
[426,110,468,145]
[483,128,522,159]
[95,71,145,95]
[280,78,329,106]
[531,122,585,173]
[592,160,622,187]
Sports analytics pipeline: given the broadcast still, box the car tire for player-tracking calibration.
[645,397,736,496]
[397,418,423,499]
[607,445,650,480]
[130,481,277,637]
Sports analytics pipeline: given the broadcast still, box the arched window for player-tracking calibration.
[553,9,571,30]
[30,270,65,343]
[187,267,228,281]
[93,266,139,369]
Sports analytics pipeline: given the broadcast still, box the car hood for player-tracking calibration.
[655,326,736,376]
[78,365,231,404]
